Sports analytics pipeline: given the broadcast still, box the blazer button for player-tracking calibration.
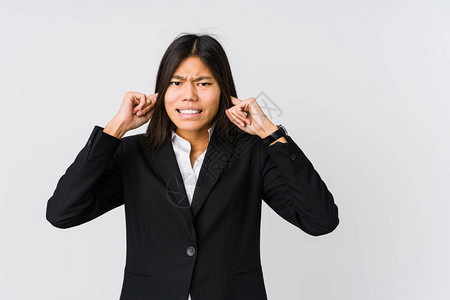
[186,246,196,256]
[290,153,296,160]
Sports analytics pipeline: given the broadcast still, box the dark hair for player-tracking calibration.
[140,32,241,153]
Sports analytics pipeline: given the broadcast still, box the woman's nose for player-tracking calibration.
[182,82,198,100]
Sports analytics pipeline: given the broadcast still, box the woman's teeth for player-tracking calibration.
[178,109,201,114]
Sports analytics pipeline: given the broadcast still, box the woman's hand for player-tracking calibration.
[225,96,278,138]
[104,91,158,139]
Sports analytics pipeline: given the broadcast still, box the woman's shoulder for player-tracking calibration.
[119,132,148,154]
[119,128,263,156]
[121,132,145,143]
[220,127,263,156]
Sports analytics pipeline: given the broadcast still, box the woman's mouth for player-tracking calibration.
[176,109,202,119]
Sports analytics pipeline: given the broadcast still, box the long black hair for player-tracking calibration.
[140,32,241,153]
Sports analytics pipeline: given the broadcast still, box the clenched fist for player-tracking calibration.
[104,91,158,139]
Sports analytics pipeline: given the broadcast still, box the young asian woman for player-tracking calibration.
[46,33,339,300]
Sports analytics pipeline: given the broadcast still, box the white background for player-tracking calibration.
[1,0,449,299]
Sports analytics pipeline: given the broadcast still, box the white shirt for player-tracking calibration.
[170,124,215,300]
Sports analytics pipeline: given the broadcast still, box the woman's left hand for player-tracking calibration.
[225,96,278,138]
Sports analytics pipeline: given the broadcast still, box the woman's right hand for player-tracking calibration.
[104,91,159,139]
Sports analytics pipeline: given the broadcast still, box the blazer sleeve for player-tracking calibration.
[46,125,124,229]
[260,135,339,236]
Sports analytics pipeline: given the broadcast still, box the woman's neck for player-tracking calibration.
[175,128,211,153]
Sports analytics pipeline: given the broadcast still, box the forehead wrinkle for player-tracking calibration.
[172,74,213,82]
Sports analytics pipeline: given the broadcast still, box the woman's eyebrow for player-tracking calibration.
[171,75,213,82]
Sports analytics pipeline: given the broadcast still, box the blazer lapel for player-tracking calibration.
[143,130,237,225]
[190,130,236,218]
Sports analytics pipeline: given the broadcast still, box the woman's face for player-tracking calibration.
[165,56,221,137]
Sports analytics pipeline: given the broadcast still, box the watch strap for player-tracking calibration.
[261,124,287,147]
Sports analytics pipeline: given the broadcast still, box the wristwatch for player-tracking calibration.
[261,124,287,147]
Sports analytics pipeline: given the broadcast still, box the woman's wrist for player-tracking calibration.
[257,122,279,139]
[103,119,128,139]
[258,122,288,146]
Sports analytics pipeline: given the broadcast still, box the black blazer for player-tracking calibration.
[46,125,339,300]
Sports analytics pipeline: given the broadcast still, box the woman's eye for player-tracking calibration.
[169,81,210,87]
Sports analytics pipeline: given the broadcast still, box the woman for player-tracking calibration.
[46,33,339,300]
